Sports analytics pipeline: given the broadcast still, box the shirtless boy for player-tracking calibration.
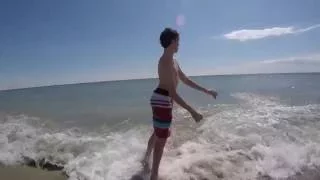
[143,28,218,180]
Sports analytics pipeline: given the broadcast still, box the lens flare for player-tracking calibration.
[176,14,185,27]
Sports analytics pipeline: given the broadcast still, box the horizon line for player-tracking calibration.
[1,72,320,92]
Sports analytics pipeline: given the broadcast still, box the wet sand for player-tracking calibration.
[0,166,67,180]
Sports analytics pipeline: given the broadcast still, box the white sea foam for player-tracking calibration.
[0,115,148,180]
[1,93,320,180]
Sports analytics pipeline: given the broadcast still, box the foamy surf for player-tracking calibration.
[1,92,320,180]
[0,114,148,180]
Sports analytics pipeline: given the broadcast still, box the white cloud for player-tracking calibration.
[261,54,320,65]
[222,24,320,41]
[198,53,320,75]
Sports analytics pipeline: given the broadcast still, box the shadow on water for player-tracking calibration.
[129,169,145,180]
[130,162,151,180]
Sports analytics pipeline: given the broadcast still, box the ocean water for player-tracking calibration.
[0,73,320,180]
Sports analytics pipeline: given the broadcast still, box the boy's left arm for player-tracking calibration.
[177,64,218,99]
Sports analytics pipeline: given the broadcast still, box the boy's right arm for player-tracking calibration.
[171,92,203,122]
[163,61,198,117]
[171,90,194,113]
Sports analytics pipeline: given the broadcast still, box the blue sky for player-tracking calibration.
[0,0,320,90]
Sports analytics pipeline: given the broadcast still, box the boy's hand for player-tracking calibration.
[205,89,218,99]
[190,110,203,123]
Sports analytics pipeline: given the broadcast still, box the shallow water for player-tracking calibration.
[1,73,320,180]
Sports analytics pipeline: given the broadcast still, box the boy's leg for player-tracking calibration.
[142,132,155,168]
[149,88,172,179]
[150,136,167,180]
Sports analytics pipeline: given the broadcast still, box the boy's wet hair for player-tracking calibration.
[159,28,179,48]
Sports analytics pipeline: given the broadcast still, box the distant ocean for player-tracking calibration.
[1,73,320,180]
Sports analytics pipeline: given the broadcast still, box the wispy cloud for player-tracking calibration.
[222,24,320,41]
[196,53,320,76]
[261,54,320,65]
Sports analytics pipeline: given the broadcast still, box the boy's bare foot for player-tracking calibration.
[141,158,151,173]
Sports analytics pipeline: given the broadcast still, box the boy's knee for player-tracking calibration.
[155,136,167,146]
[154,128,171,139]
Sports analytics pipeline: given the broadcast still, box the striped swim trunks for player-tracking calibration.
[150,88,173,138]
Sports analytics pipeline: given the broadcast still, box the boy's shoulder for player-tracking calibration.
[158,56,174,64]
